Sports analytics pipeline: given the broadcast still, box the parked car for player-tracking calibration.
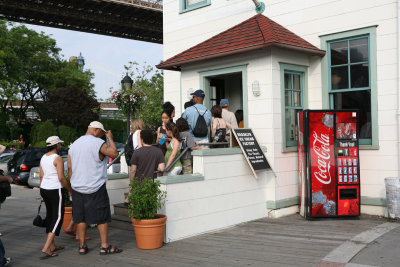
[0,152,17,173]
[7,148,45,184]
[28,153,68,188]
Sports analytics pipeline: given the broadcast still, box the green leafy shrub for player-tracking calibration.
[57,125,79,147]
[0,112,9,140]
[0,141,23,150]
[128,178,166,220]
[30,121,57,145]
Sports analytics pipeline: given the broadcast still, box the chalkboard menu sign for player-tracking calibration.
[231,128,271,178]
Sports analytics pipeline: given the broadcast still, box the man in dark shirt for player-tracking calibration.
[130,129,165,180]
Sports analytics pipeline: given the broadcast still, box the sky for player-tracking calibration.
[25,24,163,101]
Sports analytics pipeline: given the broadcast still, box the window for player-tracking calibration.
[321,26,378,148]
[280,63,308,151]
[180,0,210,13]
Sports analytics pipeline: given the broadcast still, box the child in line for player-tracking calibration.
[176,118,208,174]
[164,122,182,176]
[156,110,172,155]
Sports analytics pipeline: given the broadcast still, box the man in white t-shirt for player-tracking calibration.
[68,121,122,256]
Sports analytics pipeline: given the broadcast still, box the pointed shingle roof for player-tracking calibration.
[157,14,325,71]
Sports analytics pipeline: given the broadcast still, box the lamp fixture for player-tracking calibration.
[252,0,265,14]
[252,80,261,97]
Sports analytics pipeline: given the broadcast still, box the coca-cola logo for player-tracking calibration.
[312,131,332,185]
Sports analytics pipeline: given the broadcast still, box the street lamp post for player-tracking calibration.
[121,73,133,137]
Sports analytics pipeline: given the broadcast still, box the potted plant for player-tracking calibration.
[62,175,75,233]
[128,177,167,249]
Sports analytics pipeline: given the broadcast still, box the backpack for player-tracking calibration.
[192,106,209,138]
[0,181,11,204]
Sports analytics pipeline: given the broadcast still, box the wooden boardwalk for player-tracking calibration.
[0,185,388,266]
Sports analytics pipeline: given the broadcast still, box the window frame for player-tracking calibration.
[180,0,211,14]
[320,26,378,149]
[280,63,308,152]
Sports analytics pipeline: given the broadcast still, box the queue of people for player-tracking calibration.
[0,89,245,261]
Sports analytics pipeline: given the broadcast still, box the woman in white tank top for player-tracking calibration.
[39,136,72,258]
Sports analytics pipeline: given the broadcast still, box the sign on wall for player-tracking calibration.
[231,128,271,178]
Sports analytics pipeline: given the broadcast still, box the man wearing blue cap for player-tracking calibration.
[182,89,212,143]
[220,99,238,129]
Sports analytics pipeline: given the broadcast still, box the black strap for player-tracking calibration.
[37,201,43,215]
[194,106,207,117]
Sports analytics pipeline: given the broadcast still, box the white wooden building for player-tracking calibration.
[155,0,398,241]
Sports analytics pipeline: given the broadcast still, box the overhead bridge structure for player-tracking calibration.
[0,0,163,43]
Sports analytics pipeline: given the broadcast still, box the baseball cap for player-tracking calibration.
[46,136,64,147]
[88,121,106,132]
[220,99,229,107]
[190,89,205,98]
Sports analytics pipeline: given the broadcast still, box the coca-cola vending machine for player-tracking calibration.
[298,110,360,219]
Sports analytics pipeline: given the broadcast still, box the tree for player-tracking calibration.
[39,86,100,132]
[110,62,164,130]
[0,20,95,122]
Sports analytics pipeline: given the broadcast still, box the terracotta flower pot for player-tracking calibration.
[62,206,76,233]
[131,214,167,249]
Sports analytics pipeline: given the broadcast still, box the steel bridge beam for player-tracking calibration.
[0,0,163,43]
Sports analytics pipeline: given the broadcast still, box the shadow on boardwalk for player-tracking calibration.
[0,185,396,266]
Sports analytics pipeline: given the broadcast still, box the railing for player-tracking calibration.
[108,142,230,174]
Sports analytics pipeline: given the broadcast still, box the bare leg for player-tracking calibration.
[77,222,87,252]
[42,232,56,255]
[97,223,109,249]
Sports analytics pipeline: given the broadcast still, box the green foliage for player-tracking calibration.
[0,140,22,150]
[128,178,166,220]
[30,120,57,145]
[9,125,23,141]
[38,86,99,132]
[33,141,46,148]
[0,112,9,140]
[57,125,79,147]
[63,174,72,207]
[99,118,127,143]
[0,20,95,123]
[111,62,164,130]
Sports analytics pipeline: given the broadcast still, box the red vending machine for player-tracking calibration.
[298,110,360,219]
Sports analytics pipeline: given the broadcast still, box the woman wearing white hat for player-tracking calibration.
[39,136,72,258]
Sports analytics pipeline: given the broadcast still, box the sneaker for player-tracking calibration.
[4,257,12,266]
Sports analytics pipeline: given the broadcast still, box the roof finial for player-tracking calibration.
[252,0,265,14]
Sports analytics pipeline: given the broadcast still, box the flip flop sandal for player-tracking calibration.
[99,245,123,255]
[40,252,58,260]
[52,246,64,252]
[78,245,89,255]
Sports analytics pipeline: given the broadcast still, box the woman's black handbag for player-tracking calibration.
[33,201,47,228]
[0,180,11,203]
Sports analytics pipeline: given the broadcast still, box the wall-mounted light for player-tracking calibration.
[252,80,261,97]
[252,0,265,14]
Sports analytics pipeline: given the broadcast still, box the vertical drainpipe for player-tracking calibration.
[398,0,400,177]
